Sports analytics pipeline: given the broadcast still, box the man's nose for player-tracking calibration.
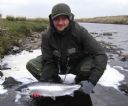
[58,19,63,24]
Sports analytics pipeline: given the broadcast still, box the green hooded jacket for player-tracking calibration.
[40,15,107,85]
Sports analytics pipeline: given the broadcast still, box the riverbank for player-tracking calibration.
[76,15,128,25]
[0,18,48,58]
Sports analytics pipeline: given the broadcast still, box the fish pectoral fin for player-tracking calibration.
[69,92,74,97]
[51,96,56,100]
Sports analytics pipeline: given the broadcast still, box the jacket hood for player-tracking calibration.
[51,3,73,20]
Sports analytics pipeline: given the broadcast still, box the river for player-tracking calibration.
[80,23,128,51]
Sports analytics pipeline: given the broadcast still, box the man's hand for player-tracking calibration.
[79,81,94,95]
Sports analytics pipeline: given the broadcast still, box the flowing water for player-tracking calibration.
[80,23,128,51]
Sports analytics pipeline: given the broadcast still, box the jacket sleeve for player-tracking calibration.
[81,28,108,85]
[40,32,58,81]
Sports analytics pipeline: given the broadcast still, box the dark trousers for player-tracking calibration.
[26,55,93,106]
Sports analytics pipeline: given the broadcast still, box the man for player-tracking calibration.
[26,3,107,106]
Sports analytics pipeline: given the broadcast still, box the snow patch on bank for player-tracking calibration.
[98,65,124,89]
[0,49,125,94]
[0,85,7,94]
[1,50,40,82]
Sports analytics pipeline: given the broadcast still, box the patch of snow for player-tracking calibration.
[1,50,41,82]
[15,94,21,103]
[59,74,76,84]
[0,85,7,94]
[98,65,124,89]
[112,66,124,71]
[0,50,41,94]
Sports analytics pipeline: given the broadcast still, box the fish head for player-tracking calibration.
[15,84,30,95]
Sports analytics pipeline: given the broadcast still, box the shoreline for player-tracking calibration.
[76,15,128,25]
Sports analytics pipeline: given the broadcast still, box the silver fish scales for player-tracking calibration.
[16,82,81,97]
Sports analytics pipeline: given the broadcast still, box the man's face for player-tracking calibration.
[53,15,70,32]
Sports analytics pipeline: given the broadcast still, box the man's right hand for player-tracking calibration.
[79,81,94,95]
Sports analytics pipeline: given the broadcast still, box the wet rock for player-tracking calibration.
[30,32,41,38]
[0,71,3,77]
[100,41,118,54]
[2,77,22,89]
[90,32,98,35]
[118,83,128,96]
[0,63,11,70]
[8,46,21,55]
[108,54,114,60]
[102,32,112,36]
[121,57,127,62]
[20,32,41,52]
[119,51,128,61]
[108,37,113,39]
[100,41,124,55]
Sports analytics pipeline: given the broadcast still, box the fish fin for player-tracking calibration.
[51,96,56,100]
[70,93,74,97]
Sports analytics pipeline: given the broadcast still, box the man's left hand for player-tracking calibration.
[79,81,94,95]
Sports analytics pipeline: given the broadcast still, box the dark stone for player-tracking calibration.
[118,84,128,96]
[0,71,3,77]
[8,46,21,55]
[2,77,22,89]
[120,57,127,62]
[102,32,112,36]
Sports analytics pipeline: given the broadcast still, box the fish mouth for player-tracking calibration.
[15,84,29,91]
